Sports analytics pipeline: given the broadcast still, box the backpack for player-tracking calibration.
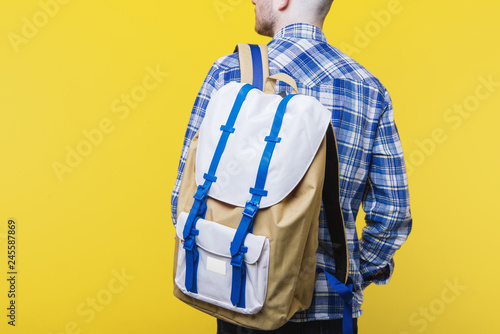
[173,43,354,333]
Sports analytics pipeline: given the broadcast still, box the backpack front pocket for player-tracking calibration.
[175,211,270,315]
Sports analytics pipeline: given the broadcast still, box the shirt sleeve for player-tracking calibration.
[170,62,223,225]
[359,88,412,288]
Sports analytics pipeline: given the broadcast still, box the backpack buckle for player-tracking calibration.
[183,233,198,252]
[242,201,259,219]
[230,252,245,268]
[193,185,208,201]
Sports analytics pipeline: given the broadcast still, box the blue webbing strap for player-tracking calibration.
[249,45,264,90]
[318,267,354,334]
[182,83,256,293]
[229,94,296,307]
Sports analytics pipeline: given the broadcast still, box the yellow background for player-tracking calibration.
[1,0,499,333]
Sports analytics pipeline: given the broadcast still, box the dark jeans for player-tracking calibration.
[217,318,358,334]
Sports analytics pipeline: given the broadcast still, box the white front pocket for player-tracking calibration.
[175,212,270,315]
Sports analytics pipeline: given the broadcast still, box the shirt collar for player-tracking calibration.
[272,23,328,43]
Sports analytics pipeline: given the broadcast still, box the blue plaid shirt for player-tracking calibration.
[171,23,412,321]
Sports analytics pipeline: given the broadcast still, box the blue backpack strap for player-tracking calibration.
[235,43,269,90]
[318,267,354,334]
[229,94,296,308]
[182,83,256,293]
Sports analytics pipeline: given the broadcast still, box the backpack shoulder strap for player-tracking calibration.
[236,43,348,283]
[235,43,269,90]
[323,123,350,284]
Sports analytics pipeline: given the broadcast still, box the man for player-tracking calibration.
[171,0,412,333]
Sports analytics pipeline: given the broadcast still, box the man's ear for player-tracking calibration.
[277,0,289,11]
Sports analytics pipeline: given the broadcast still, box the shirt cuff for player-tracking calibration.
[360,258,394,289]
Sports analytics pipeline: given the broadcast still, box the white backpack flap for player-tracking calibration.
[195,81,332,208]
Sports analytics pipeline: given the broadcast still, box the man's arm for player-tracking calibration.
[170,62,223,225]
[359,89,412,288]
